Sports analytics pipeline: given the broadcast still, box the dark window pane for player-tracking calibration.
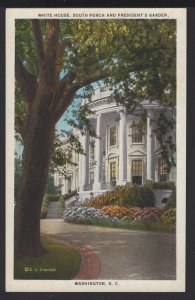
[110,162,116,181]
[110,126,117,146]
[159,159,168,182]
[90,172,94,184]
[132,160,142,185]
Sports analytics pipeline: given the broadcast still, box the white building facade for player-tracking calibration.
[55,86,176,201]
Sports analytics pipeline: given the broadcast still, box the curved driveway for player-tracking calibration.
[41,219,176,280]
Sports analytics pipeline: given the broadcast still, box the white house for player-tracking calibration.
[54,85,176,201]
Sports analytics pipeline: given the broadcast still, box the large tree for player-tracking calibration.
[15,19,176,258]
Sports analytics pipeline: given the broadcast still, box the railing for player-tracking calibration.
[82,181,117,191]
[83,183,93,191]
[101,181,116,190]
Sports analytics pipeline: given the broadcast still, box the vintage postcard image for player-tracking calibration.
[6,8,186,292]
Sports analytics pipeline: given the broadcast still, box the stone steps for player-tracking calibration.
[46,201,62,219]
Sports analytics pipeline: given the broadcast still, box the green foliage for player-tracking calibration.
[154,112,176,170]
[47,194,61,202]
[144,180,175,190]
[85,185,155,208]
[15,19,176,122]
[162,208,176,224]
[45,174,59,194]
[15,19,177,180]
[40,194,50,219]
[58,195,65,216]
[121,186,155,208]
[63,189,77,201]
[14,237,81,279]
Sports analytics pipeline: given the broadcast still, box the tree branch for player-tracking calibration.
[45,20,60,81]
[54,69,111,122]
[54,85,79,123]
[55,39,72,78]
[57,71,77,99]
[75,69,111,88]
[15,56,37,105]
[31,20,45,66]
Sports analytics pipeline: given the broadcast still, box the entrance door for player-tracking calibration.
[132,160,142,185]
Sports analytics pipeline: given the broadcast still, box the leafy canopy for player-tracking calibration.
[15,19,176,170]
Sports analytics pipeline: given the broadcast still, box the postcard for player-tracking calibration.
[6,7,186,292]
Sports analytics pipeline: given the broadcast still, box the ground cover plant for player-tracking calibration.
[14,237,81,279]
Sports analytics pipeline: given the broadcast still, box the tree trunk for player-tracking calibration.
[14,103,55,259]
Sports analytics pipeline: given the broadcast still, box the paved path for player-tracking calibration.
[41,219,176,280]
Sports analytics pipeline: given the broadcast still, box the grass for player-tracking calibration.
[14,237,81,279]
[66,218,176,233]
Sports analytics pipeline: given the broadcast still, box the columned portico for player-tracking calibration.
[58,86,176,198]
[93,113,102,189]
[117,110,127,185]
[147,110,155,181]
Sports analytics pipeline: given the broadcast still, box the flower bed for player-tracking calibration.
[162,208,176,224]
[101,205,165,222]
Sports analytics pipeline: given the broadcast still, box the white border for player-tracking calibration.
[6,8,186,292]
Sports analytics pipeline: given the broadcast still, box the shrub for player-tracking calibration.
[47,194,61,202]
[121,186,155,207]
[85,185,155,208]
[144,180,175,190]
[162,208,176,224]
[58,195,65,216]
[64,189,77,201]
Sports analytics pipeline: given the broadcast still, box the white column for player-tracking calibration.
[147,110,155,181]
[93,114,102,190]
[117,110,127,185]
[79,129,89,191]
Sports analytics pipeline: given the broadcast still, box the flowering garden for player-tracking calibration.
[82,186,176,231]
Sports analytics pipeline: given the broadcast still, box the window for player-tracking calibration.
[132,123,142,143]
[90,172,94,184]
[110,162,116,182]
[159,159,168,182]
[110,126,117,146]
[132,160,142,185]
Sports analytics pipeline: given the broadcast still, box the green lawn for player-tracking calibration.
[14,237,81,279]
